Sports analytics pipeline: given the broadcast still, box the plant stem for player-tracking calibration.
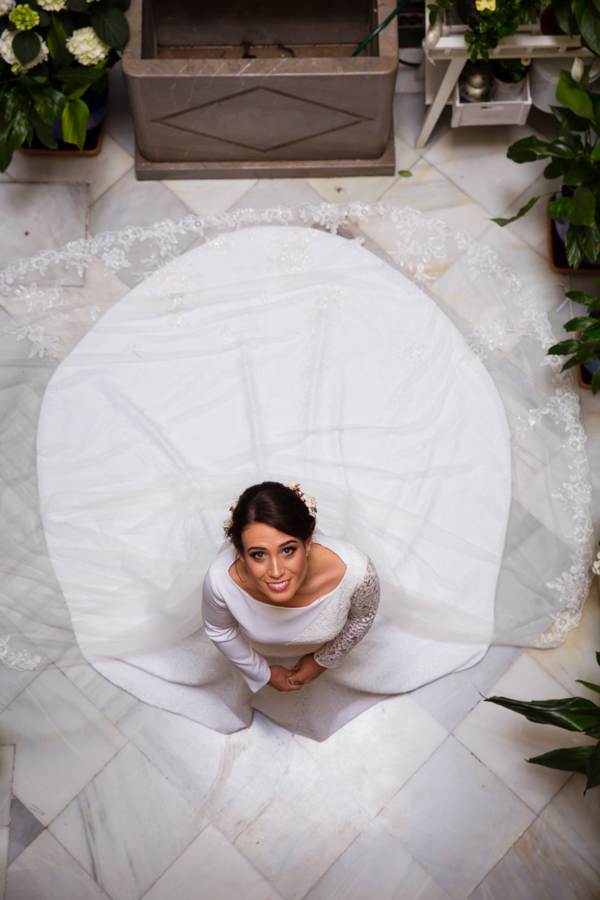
[352,1,410,57]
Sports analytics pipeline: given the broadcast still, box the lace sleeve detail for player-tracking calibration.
[313,558,379,668]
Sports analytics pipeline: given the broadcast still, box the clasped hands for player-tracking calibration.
[268,653,326,692]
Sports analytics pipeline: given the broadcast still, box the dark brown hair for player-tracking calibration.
[225,481,316,554]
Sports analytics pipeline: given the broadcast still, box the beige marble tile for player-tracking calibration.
[379,736,535,898]
[233,696,447,900]
[162,178,258,215]
[5,830,112,900]
[304,817,453,900]
[541,775,600,876]
[49,742,206,900]
[0,745,14,827]
[0,667,126,826]
[423,123,550,218]
[469,817,600,900]
[393,92,451,154]
[141,825,283,900]
[306,137,419,204]
[528,582,600,701]
[6,134,133,204]
[455,654,595,814]
[504,171,563,260]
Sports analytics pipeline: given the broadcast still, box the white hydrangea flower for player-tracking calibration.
[0,0,15,16]
[38,0,67,10]
[0,27,48,70]
[66,25,109,66]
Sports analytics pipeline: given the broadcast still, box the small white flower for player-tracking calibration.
[593,556,600,576]
[287,481,301,492]
[66,25,109,65]
[0,0,15,16]
[520,58,531,66]
[0,27,48,70]
[38,0,67,9]
[222,516,233,532]
[229,500,238,512]
[571,57,584,83]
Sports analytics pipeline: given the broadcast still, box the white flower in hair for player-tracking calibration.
[287,481,317,514]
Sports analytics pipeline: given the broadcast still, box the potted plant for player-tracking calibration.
[493,62,600,271]
[487,649,600,794]
[545,286,600,391]
[427,0,541,63]
[550,0,600,56]
[491,56,530,97]
[0,0,130,169]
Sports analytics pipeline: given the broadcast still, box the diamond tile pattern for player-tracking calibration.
[156,87,368,152]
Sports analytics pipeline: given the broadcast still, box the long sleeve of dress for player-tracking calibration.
[313,558,380,668]
[202,573,271,692]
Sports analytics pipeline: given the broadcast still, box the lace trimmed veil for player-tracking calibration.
[0,202,592,679]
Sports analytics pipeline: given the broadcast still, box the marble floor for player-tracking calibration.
[1,64,600,900]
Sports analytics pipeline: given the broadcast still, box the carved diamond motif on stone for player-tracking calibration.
[154,87,369,153]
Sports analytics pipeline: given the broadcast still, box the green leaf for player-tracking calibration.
[548,339,581,355]
[485,695,600,732]
[507,135,551,163]
[47,13,72,68]
[565,290,598,307]
[563,160,596,187]
[34,116,57,149]
[579,224,600,263]
[55,65,106,89]
[563,317,600,332]
[577,680,600,694]
[66,0,89,11]
[491,195,546,227]
[0,131,16,172]
[575,340,600,364]
[549,187,596,227]
[90,6,129,50]
[527,745,594,776]
[579,4,600,57]
[398,170,412,177]
[591,143,600,162]
[550,105,592,132]
[592,366,600,395]
[546,136,578,159]
[565,226,585,269]
[544,159,569,179]
[556,74,594,120]
[552,0,577,35]
[33,89,65,123]
[12,31,42,68]
[61,97,88,150]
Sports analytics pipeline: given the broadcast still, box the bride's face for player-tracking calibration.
[239,522,311,602]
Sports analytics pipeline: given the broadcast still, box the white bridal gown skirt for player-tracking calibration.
[37,225,512,741]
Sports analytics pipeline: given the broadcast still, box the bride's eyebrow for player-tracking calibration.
[247,540,298,552]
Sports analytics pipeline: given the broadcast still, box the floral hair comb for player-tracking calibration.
[287,482,318,514]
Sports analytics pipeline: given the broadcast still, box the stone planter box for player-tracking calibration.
[122,0,398,179]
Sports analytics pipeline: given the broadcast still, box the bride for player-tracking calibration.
[204,480,379,695]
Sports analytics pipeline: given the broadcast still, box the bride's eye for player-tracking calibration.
[282,547,296,556]
[250,551,265,560]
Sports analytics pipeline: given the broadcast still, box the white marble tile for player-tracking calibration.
[6,133,133,204]
[141,824,282,900]
[0,621,48,717]
[469,816,600,900]
[0,666,125,825]
[529,582,600,703]
[233,696,447,900]
[540,775,600,876]
[423,123,550,218]
[455,654,596,814]
[304,817,453,900]
[379,735,535,898]
[411,645,522,731]
[133,708,305,834]
[7,797,44,866]
[162,178,258,215]
[104,95,136,157]
[0,825,9,900]
[0,745,14,827]
[227,177,325,212]
[306,138,419,205]
[393,92,451,154]
[56,643,158,738]
[0,184,87,285]
[49,742,206,900]
[5,830,112,900]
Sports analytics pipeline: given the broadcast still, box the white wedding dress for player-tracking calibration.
[37,224,512,741]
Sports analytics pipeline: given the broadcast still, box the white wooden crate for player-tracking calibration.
[451,75,531,126]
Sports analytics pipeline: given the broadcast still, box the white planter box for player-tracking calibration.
[451,76,531,127]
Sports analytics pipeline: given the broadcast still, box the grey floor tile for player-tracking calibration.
[0,614,48,713]
[469,817,600,900]
[410,644,521,731]
[6,830,111,900]
[104,95,136,158]
[0,183,87,285]
[7,797,44,866]
[540,775,600,877]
